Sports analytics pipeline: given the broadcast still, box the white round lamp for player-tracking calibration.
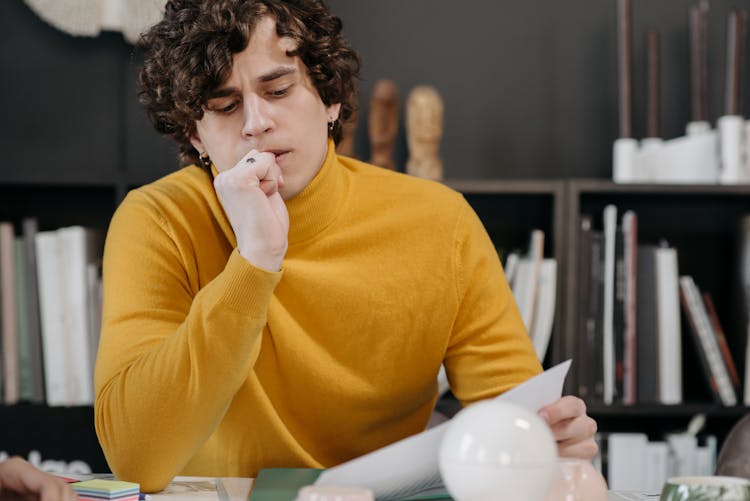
[438,400,558,501]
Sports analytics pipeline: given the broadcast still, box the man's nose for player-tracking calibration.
[241,95,273,137]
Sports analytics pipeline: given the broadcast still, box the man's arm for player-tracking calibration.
[445,199,597,459]
[94,191,281,492]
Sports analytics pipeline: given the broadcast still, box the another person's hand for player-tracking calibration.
[213,149,289,272]
[539,395,598,459]
[0,456,77,500]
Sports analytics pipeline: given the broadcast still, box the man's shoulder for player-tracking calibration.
[124,165,215,210]
[339,155,464,205]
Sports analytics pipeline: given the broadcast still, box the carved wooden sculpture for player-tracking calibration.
[368,79,400,170]
[406,85,443,181]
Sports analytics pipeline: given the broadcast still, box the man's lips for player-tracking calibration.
[262,149,290,161]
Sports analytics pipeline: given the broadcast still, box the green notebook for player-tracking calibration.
[247,468,452,500]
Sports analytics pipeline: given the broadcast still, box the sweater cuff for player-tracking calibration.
[219,249,283,314]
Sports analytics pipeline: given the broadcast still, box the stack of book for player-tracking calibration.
[0,217,103,406]
[71,479,140,501]
[504,229,558,362]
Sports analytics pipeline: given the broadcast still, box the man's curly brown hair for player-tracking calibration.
[138,0,361,167]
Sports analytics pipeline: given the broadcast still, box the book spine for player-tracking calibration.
[0,222,19,404]
[679,276,737,406]
[602,205,618,404]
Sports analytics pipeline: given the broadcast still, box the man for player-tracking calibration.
[95,0,596,492]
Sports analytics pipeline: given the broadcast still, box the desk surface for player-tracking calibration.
[149,477,254,500]
[147,477,656,500]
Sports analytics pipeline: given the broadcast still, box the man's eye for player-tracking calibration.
[219,101,239,113]
[269,86,290,98]
[207,100,239,114]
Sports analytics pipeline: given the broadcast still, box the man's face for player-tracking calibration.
[190,17,340,200]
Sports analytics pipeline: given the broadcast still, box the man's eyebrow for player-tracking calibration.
[258,66,297,82]
[205,66,297,99]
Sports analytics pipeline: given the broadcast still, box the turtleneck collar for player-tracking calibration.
[285,139,348,245]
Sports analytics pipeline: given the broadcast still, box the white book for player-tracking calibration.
[602,205,617,404]
[36,227,102,406]
[621,211,638,404]
[503,251,520,285]
[57,226,97,406]
[644,441,669,494]
[530,258,557,361]
[511,230,544,332]
[607,433,648,491]
[655,246,682,404]
[35,230,69,406]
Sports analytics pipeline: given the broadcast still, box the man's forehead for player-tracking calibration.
[250,16,298,52]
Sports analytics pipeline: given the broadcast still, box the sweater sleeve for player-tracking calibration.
[445,199,542,405]
[94,191,281,492]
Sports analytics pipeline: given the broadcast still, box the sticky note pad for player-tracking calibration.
[72,479,140,500]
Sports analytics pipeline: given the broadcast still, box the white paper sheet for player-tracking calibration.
[315,360,572,500]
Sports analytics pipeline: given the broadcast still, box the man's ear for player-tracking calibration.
[326,103,342,122]
[189,130,205,155]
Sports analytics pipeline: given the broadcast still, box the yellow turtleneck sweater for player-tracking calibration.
[94,142,541,492]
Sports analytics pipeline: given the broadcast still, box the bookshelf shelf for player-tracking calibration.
[0,404,107,472]
[588,404,750,418]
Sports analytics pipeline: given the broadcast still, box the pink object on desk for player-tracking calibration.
[544,458,608,501]
[296,485,374,501]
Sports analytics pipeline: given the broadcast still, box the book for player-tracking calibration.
[22,217,45,403]
[679,276,737,406]
[510,229,544,333]
[588,230,606,402]
[737,214,750,405]
[636,245,659,404]
[607,433,649,491]
[655,245,681,404]
[0,221,19,404]
[529,258,557,361]
[702,292,741,391]
[36,226,103,406]
[14,237,32,402]
[621,211,638,405]
[602,204,618,404]
[575,215,593,400]
[36,229,69,406]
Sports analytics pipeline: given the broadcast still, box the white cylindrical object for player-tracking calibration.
[686,121,711,136]
[719,115,745,184]
[639,137,663,182]
[613,137,639,183]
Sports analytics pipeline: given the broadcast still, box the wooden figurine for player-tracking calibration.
[406,85,443,180]
[368,79,400,170]
[336,108,358,158]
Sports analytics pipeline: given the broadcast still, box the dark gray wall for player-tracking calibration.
[329,0,750,179]
[1,0,749,184]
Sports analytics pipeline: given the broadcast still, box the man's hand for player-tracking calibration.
[0,456,77,501]
[539,396,598,459]
[213,150,290,272]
